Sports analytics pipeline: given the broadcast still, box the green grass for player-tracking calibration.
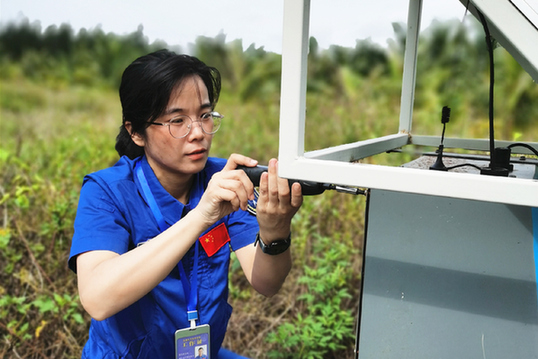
[2,18,538,357]
[0,77,369,358]
[1,52,537,357]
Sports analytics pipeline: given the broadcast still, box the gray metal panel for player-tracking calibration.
[357,189,538,358]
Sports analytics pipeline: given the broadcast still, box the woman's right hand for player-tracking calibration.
[194,154,258,227]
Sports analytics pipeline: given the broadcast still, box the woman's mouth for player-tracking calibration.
[186,148,207,160]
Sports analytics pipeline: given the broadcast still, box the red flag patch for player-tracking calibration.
[199,223,231,257]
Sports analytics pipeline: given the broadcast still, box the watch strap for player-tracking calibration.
[254,232,291,255]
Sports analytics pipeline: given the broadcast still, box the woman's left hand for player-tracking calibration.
[255,158,303,242]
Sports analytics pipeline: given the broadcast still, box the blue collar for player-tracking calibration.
[137,156,204,227]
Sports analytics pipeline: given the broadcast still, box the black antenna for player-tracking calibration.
[430,106,451,171]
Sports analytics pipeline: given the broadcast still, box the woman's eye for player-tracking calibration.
[170,117,185,125]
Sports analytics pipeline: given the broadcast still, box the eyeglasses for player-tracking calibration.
[148,111,223,139]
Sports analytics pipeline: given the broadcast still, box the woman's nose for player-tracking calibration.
[187,120,205,139]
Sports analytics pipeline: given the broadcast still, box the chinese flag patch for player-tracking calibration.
[199,223,231,257]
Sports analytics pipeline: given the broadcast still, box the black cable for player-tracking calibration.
[477,10,496,166]
[445,163,483,171]
[507,143,538,157]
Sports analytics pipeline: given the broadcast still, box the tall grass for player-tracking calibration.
[1,31,537,358]
[0,76,369,358]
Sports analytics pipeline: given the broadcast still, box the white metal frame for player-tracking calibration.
[278,0,538,207]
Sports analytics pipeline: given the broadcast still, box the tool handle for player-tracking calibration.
[237,165,326,196]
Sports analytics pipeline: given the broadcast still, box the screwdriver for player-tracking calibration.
[237,165,364,196]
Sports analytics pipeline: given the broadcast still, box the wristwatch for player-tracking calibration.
[254,232,291,255]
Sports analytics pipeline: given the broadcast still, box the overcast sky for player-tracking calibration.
[1,0,468,53]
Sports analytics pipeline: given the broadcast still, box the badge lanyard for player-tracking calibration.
[135,160,199,328]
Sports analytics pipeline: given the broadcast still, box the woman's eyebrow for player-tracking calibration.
[164,103,212,115]
[200,103,212,110]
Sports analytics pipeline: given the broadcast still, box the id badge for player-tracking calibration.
[175,324,211,359]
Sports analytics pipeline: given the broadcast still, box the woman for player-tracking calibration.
[69,49,302,358]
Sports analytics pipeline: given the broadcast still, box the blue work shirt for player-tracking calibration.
[69,155,259,359]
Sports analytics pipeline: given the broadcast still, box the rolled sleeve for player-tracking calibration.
[226,209,259,251]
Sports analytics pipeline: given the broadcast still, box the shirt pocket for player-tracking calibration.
[198,242,230,292]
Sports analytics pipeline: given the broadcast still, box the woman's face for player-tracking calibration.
[132,75,214,183]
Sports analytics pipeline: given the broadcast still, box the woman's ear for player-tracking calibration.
[125,122,145,147]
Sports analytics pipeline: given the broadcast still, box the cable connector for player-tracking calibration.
[480,147,511,177]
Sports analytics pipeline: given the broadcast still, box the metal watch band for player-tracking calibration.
[254,232,291,255]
